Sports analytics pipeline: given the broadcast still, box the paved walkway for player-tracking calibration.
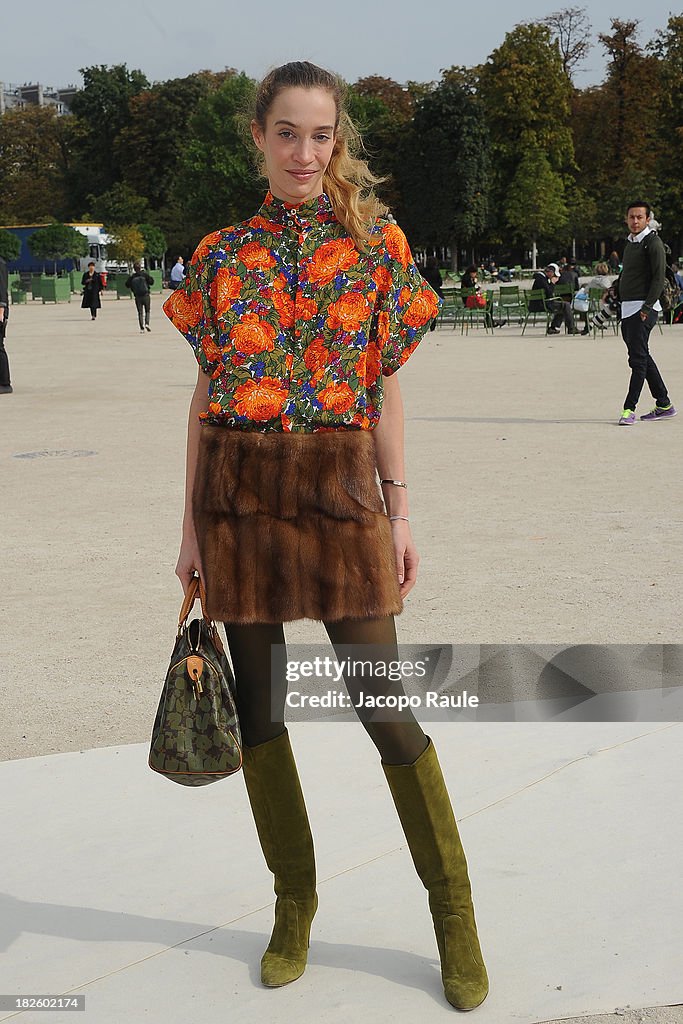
[1,297,681,1023]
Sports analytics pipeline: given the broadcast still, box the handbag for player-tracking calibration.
[149,576,242,786]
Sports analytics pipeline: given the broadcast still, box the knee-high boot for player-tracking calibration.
[242,729,318,987]
[382,737,489,1010]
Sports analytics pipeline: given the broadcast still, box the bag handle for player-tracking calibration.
[178,575,211,629]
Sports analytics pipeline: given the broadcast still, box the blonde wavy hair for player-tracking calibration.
[251,61,387,249]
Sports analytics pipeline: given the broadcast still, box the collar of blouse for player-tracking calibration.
[258,190,338,232]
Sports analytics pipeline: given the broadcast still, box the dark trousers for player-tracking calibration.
[135,294,151,329]
[549,299,575,331]
[0,318,10,387]
[621,310,670,411]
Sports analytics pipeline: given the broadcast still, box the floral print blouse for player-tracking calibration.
[163,191,440,432]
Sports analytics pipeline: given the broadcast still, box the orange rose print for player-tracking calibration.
[399,286,412,306]
[209,401,223,416]
[318,381,356,414]
[307,237,358,286]
[303,337,330,373]
[373,266,392,293]
[233,377,288,420]
[383,224,411,269]
[272,289,295,328]
[364,342,382,385]
[193,230,222,263]
[237,241,277,271]
[201,332,223,366]
[164,288,203,333]
[296,293,319,320]
[376,311,390,348]
[230,313,277,354]
[403,287,440,327]
[213,269,243,315]
[326,293,372,332]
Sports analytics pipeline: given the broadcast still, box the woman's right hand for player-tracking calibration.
[176,523,203,595]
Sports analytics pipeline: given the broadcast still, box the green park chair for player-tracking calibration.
[497,284,525,326]
[460,289,492,334]
[521,289,553,335]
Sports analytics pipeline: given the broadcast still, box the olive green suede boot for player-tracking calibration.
[382,737,489,1010]
[242,730,318,987]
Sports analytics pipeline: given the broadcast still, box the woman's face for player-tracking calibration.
[251,86,337,205]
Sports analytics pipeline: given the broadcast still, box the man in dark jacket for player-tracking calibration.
[0,257,11,394]
[617,201,676,424]
[529,263,578,335]
[125,262,155,332]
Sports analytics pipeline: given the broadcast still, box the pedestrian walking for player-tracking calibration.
[81,262,104,320]
[163,60,488,1011]
[0,256,11,394]
[125,262,154,332]
[617,201,676,424]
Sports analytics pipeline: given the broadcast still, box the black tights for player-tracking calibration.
[223,616,428,765]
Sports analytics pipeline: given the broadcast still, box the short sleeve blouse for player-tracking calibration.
[163,191,440,432]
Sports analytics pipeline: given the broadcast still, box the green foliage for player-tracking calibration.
[0,228,21,262]
[505,145,568,242]
[139,223,167,259]
[88,182,150,226]
[396,68,490,250]
[28,223,88,262]
[175,72,263,237]
[68,64,150,212]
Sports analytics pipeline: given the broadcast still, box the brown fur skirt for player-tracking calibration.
[192,426,403,624]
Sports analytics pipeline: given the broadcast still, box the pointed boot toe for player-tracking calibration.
[260,894,317,987]
[438,913,489,1010]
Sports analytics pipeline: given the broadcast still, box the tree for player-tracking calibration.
[348,76,414,211]
[116,73,218,210]
[0,106,70,223]
[105,225,145,268]
[87,182,150,226]
[67,64,149,213]
[651,15,683,248]
[478,22,575,248]
[396,68,490,266]
[176,73,263,238]
[504,145,568,267]
[0,229,21,262]
[139,224,167,260]
[27,223,88,273]
[541,7,592,80]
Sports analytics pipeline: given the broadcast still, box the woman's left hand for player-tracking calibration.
[391,520,419,598]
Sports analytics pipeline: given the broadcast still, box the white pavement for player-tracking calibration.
[1,297,682,1024]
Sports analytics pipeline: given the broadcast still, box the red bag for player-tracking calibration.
[465,293,486,309]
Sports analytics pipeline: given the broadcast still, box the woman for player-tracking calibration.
[460,265,479,293]
[163,61,488,1011]
[81,262,104,320]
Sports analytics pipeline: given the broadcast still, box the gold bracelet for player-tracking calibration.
[380,479,408,488]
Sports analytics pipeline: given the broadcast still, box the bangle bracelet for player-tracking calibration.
[389,515,410,522]
[381,479,408,488]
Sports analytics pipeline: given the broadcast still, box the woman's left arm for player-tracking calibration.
[373,372,419,599]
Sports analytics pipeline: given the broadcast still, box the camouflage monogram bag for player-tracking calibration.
[149,576,242,786]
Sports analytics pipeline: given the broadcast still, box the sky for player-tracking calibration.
[1,0,678,91]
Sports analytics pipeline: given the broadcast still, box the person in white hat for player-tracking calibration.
[529,262,579,334]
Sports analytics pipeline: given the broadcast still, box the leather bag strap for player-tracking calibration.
[178,576,211,628]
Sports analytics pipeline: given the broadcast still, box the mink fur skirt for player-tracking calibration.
[192,425,403,624]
